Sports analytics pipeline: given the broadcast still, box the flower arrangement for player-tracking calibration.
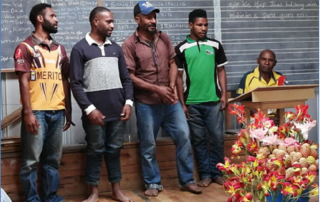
[217,104,319,202]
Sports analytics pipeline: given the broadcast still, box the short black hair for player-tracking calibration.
[89,7,111,25]
[29,3,52,27]
[259,49,276,59]
[189,9,207,23]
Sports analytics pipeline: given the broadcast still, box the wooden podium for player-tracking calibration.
[228,84,319,125]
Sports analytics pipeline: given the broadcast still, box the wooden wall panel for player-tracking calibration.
[1,136,238,201]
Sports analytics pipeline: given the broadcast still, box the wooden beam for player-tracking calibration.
[1,107,22,130]
[1,68,15,73]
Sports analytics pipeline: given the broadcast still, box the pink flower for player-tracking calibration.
[263,119,274,129]
[250,128,268,141]
[280,137,300,146]
[261,134,284,146]
[294,120,317,140]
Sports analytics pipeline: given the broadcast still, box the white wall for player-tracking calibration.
[1,72,319,145]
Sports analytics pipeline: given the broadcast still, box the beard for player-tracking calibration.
[42,19,58,34]
[98,28,113,38]
[146,23,157,34]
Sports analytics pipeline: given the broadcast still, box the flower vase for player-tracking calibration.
[266,193,309,202]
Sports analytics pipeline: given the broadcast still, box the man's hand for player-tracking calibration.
[63,109,75,131]
[120,105,132,121]
[156,86,176,105]
[220,94,227,110]
[88,109,105,125]
[170,85,179,104]
[182,105,190,120]
[24,112,40,135]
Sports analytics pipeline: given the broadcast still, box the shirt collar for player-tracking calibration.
[134,29,161,43]
[254,66,277,84]
[186,35,207,43]
[85,32,112,46]
[31,32,58,46]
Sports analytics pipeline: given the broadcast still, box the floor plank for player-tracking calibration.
[63,183,319,202]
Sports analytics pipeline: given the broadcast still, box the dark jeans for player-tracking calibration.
[20,110,65,202]
[82,119,125,185]
[187,102,224,180]
[135,101,195,189]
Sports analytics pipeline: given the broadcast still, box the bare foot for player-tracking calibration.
[212,176,225,186]
[111,191,133,202]
[83,185,99,202]
[111,182,134,202]
[144,189,159,197]
[197,178,213,187]
[181,183,202,194]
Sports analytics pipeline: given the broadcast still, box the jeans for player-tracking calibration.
[20,110,65,202]
[187,102,224,180]
[135,101,195,189]
[82,119,125,185]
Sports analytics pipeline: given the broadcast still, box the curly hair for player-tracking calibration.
[189,9,207,23]
[29,3,52,27]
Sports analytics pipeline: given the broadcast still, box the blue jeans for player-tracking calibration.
[187,102,224,180]
[20,110,65,202]
[82,119,124,185]
[135,101,195,189]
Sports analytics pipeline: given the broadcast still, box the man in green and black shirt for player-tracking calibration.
[175,9,228,187]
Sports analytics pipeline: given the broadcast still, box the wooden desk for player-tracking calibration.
[229,85,318,125]
[241,100,306,125]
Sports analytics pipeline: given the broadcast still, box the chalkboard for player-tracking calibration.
[1,0,96,69]
[220,0,319,89]
[1,0,40,68]
[104,0,215,44]
[1,0,319,91]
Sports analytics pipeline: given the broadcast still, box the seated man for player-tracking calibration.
[235,49,285,124]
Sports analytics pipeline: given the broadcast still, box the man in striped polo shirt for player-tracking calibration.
[70,7,133,202]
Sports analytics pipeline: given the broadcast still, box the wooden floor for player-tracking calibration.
[64,183,228,202]
[64,183,319,202]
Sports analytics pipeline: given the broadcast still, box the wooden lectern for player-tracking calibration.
[228,84,319,125]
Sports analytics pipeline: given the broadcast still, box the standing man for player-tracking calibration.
[14,3,73,202]
[175,9,228,187]
[122,1,201,197]
[70,7,133,202]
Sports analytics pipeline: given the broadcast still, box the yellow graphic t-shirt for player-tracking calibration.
[14,35,69,110]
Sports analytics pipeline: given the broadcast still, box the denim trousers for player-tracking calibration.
[135,101,195,189]
[187,102,224,180]
[82,119,125,185]
[20,110,65,202]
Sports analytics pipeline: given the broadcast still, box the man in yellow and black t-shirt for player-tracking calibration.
[236,49,283,97]
[14,3,73,202]
[235,49,284,124]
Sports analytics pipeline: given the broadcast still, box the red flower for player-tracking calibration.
[247,156,256,162]
[278,75,285,86]
[246,139,258,154]
[244,192,253,200]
